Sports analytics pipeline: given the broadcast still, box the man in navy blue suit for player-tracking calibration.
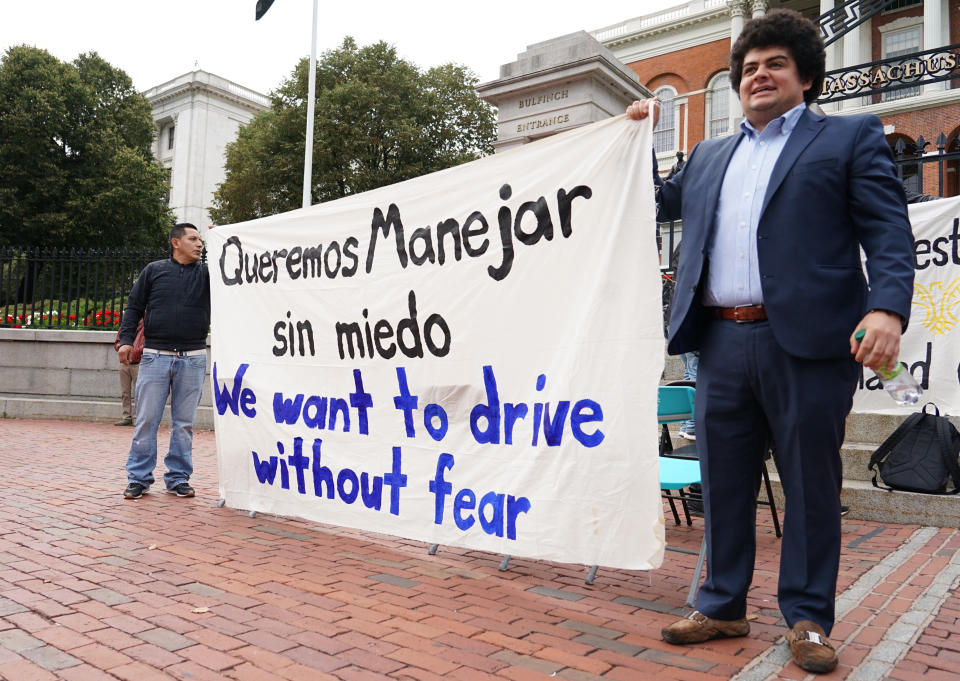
[628,9,914,674]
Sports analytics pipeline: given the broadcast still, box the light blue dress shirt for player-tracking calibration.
[703,102,808,308]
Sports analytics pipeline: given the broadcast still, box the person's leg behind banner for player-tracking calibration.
[679,351,699,440]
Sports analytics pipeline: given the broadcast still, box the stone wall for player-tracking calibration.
[0,329,214,427]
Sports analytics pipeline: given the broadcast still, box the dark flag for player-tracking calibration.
[255,0,275,20]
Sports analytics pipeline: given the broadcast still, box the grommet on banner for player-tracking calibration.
[216,499,226,508]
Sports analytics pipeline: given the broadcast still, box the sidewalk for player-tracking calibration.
[0,418,956,681]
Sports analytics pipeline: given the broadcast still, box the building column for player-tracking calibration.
[729,0,745,47]
[842,19,864,110]
[820,0,836,72]
[924,0,946,94]
[750,0,766,19]
[818,0,841,112]
[729,1,746,127]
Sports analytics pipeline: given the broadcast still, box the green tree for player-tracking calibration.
[0,46,172,249]
[211,38,496,224]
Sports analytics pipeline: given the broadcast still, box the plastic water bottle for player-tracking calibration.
[854,329,922,405]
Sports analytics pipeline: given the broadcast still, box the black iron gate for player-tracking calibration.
[0,247,168,329]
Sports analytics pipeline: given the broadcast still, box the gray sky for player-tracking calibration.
[1,0,682,95]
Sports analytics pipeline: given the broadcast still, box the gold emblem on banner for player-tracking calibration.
[912,278,960,334]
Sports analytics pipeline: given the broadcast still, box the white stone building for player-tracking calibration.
[144,70,268,233]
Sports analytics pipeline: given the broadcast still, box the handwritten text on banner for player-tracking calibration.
[207,116,666,570]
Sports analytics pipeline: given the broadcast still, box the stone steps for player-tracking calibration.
[841,441,884,482]
[665,430,959,526]
[767,472,960,528]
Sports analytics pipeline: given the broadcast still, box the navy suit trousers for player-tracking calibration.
[693,318,859,634]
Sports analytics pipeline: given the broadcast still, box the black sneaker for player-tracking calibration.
[123,482,147,499]
[167,483,195,498]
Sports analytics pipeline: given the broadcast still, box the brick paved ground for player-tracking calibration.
[0,418,956,681]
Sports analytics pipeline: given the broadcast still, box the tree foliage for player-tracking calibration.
[211,38,496,224]
[0,46,172,248]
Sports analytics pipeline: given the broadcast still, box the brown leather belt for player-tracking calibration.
[710,304,767,323]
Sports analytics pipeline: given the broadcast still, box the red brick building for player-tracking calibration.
[593,0,960,196]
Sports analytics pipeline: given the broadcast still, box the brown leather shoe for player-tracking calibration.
[786,620,838,673]
[661,611,750,644]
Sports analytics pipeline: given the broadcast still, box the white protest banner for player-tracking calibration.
[853,195,960,415]
[207,116,666,570]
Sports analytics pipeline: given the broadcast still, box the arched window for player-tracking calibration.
[653,86,677,154]
[706,72,731,138]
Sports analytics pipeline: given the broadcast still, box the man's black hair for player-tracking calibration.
[730,9,825,105]
[170,223,199,242]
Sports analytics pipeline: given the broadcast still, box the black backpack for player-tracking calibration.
[868,403,960,494]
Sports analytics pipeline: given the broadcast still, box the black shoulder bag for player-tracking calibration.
[868,403,960,494]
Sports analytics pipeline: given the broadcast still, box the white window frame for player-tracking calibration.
[706,72,731,139]
[880,19,923,102]
[653,86,678,155]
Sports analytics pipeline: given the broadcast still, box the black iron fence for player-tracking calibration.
[0,247,168,330]
[658,221,679,337]
[893,133,960,198]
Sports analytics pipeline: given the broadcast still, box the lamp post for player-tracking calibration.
[257,0,318,209]
[303,0,318,208]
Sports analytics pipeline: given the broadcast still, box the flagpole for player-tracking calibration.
[302,0,318,208]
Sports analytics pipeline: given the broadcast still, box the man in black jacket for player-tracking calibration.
[117,223,210,500]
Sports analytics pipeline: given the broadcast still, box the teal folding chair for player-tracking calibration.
[658,383,782,538]
[659,456,706,607]
[657,385,699,525]
[658,383,695,456]
[656,386,706,605]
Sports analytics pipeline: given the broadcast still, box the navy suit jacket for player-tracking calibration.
[659,106,915,360]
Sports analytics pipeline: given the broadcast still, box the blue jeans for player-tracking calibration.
[126,351,206,488]
[680,351,699,434]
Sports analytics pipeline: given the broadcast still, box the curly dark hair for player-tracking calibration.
[729,9,825,104]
